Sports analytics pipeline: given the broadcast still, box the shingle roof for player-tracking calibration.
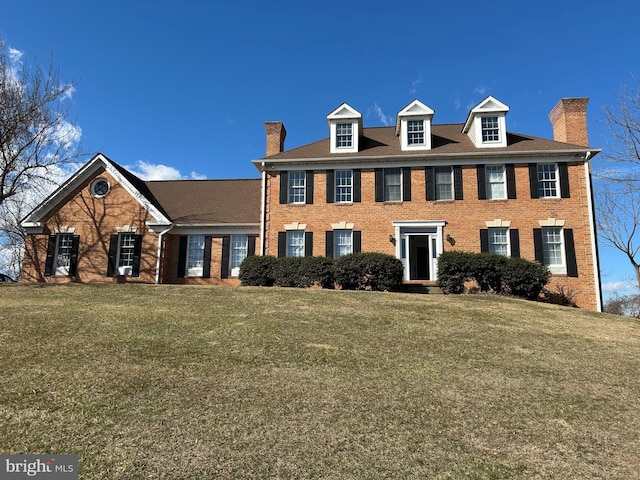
[260,124,593,162]
[145,179,261,225]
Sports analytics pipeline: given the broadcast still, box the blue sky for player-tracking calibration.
[2,0,639,299]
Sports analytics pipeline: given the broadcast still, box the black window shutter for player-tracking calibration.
[559,162,570,198]
[107,234,118,277]
[279,171,288,204]
[325,231,334,258]
[454,166,464,200]
[203,236,212,278]
[44,235,57,276]
[220,235,230,279]
[247,236,256,257]
[480,229,489,253]
[277,232,286,258]
[477,165,486,200]
[69,235,80,276]
[375,168,384,202]
[533,229,544,264]
[402,167,412,201]
[353,169,361,202]
[506,164,517,199]
[425,167,435,201]
[177,236,188,277]
[131,235,143,277]
[353,231,362,253]
[304,232,313,257]
[564,229,578,277]
[510,229,520,258]
[529,164,539,199]
[326,170,335,203]
[305,171,314,204]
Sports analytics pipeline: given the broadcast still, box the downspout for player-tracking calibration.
[260,162,267,255]
[155,224,174,284]
[584,153,603,312]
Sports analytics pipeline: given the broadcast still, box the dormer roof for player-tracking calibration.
[327,102,362,123]
[462,96,510,133]
[395,99,435,135]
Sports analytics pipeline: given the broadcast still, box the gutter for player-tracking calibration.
[584,154,603,312]
[260,162,267,255]
[154,224,174,284]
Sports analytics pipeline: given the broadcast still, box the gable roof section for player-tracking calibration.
[21,153,171,230]
[462,96,510,133]
[255,123,597,166]
[395,99,435,135]
[145,179,261,225]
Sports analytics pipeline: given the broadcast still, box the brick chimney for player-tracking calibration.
[548,98,589,146]
[264,121,287,157]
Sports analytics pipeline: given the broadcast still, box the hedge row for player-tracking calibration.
[239,253,404,291]
[437,251,550,300]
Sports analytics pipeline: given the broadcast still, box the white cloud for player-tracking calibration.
[368,102,392,126]
[127,161,206,181]
[602,279,638,294]
[473,85,487,96]
[410,74,423,94]
[8,47,23,64]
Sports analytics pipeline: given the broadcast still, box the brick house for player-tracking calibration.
[21,96,602,311]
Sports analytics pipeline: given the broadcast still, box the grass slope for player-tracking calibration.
[0,284,639,479]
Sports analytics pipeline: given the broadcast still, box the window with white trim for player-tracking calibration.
[231,235,248,275]
[287,231,305,257]
[54,234,74,275]
[334,230,353,258]
[288,171,305,204]
[407,119,425,145]
[435,166,453,200]
[187,235,205,276]
[384,168,402,202]
[481,116,500,142]
[118,233,136,273]
[336,123,353,148]
[542,227,564,269]
[335,170,353,203]
[488,228,509,256]
[537,163,559,198]
[486,165,506,199]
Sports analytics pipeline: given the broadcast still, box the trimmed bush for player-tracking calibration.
[470,253,509,293]
[275,256,335,288]
[436,251,474,294]
[502,257,550,300]
[334,252,403,291]
[239,255,277,286]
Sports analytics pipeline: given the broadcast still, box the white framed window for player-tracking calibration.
[187,235,205,276]
[486,165,506,199]
[288,171,305,204]
[287,231,305,257]
[488,228,509,256]
[90,178,110,197]
[230,235,248,276]
[336,123,353,148]
[54,234,74,275]
[435,166,453,200]
[117,233,136,275]
[335,170,353,203]
[407,119,425,145]
[481,116,500,142]
[542,227,564,272]
[334,230,353,258]
[384,168,402,202]
[537,163,559,198]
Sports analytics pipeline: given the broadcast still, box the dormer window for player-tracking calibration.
[481,116,500,142]
[327,103,362,154]
[396,100,434,151]
[336,123,353,148]
[407,119,425,145]
[463,96,509,148]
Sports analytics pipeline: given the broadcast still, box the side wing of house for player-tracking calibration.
[21,153,170,284]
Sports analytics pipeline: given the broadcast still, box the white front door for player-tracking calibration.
[394,221,446,282]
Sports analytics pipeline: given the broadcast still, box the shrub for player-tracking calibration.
[275,256,335,288]
[334,252,403,291]
[437,251,474,293]
[502,257,550,300]
[239,255,277,286]
[470,253,509,293]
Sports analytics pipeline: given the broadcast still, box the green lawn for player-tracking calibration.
[1,284,639,479]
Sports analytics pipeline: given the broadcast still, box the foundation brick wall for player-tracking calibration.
[265,162,599,310]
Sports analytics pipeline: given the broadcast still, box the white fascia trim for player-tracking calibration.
[170,224,260,236]
[584,160,603,312]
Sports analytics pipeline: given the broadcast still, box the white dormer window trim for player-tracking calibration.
[396,100,434,151]
[328,103,362,154]
[463,96,509,148]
